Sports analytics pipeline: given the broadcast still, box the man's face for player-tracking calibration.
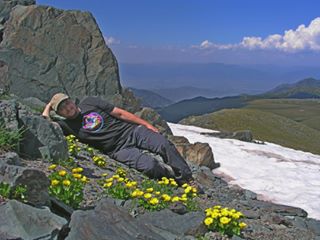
[57,99,80,119]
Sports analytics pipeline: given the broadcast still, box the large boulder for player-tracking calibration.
[19,114,68,161]
[0,152,50,206]
[0,4,121,103]
[169,135,218,170]
[66,198,167,240]
[135,107,173,136]
[0,199,67,240]
[0,99,68,161]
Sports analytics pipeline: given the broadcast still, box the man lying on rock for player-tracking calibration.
[42,93,201,190]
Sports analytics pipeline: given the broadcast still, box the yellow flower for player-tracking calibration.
[73,173,82,179]
[48,164,57,170]
[155,191,160,195]
[214,205,221,209]
[180,197,187,202]
[144,193,152,199]
[232,212,241,219]
[161,194,171,202]
[146,188,154,193]
[51,179,59,186]
[63,180,71,186]
[105,178,113,182]
[112,174,120,179]
[58,170,67,177]
[182,194,187,198]
[81,176,87,182]
[184,186,192,194]
[136,190,144,197]
[211,212,220,219]
[220,217,231,225]
[131,189,143,197]
[204,217,213,226]
[192,187,197,193]
[171,196,180,202]
[149,198,159,205]
[192,193,197,197]
[118,177,124,182]
[103,182,113,188]
[239,222,247,229]
[182,183,189,188]
[101,173,108,177]
[72,167,83,173]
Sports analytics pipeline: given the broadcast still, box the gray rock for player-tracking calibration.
[138,209,205,237]
[20,96,46,113]
[168,135,190,145]
[19,114,68,161]
[172,140,217,170]
[306,218,320,235]
[66,198,167,240]
[244,189,257,200]
[201,130,253,142]
[135,107,173,136]
[0,152,50,206]
[0,4,121,103]
[0,99,19,130]
[0,200,67,240]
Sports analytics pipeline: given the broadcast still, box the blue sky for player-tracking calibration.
[37,0,320,66]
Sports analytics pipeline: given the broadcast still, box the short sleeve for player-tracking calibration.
[82,96,115,113]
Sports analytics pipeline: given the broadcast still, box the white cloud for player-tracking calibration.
[104,36,120,45]
[195,17,320,52]
[193,40,233,50]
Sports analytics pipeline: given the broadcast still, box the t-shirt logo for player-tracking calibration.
[82,112,104,132]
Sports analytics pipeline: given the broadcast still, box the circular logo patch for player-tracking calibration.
[82,112,104,132]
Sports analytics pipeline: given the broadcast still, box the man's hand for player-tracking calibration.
[145,124,159,133]
[42,102,53,119]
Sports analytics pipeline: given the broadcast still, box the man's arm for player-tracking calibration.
[42,102,52,120]
[110,107,159,133]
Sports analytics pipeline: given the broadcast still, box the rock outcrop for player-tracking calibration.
[0,1,320,240]
[0,4,121,103]
[0,200,67,239]
[201,130,254,142]
[0,152,50,206]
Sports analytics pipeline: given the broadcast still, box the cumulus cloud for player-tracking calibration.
[104,36,120,45]
[195,17,320,52]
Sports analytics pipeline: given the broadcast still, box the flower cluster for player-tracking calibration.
[66,135,80,156]
[92,155,107,167]
[103,171,198,211]
[66,135,107,168]
[204,206,247,237]
[48,164,87,208]
[103,172,137,200]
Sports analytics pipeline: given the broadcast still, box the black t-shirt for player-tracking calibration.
[57,96,136,153]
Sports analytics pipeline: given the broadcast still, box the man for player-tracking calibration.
[42,93,195,185]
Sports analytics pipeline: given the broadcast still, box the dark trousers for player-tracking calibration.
[111,125,192,182]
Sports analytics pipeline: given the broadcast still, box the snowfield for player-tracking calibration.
[169,123,320,220]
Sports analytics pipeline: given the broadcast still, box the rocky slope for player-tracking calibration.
[0,1,319,239]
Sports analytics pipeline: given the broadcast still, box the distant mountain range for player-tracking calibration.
[262,78,320,98]
[120,63,320,100]
[128,88,172,108]
[157,78,320,122]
